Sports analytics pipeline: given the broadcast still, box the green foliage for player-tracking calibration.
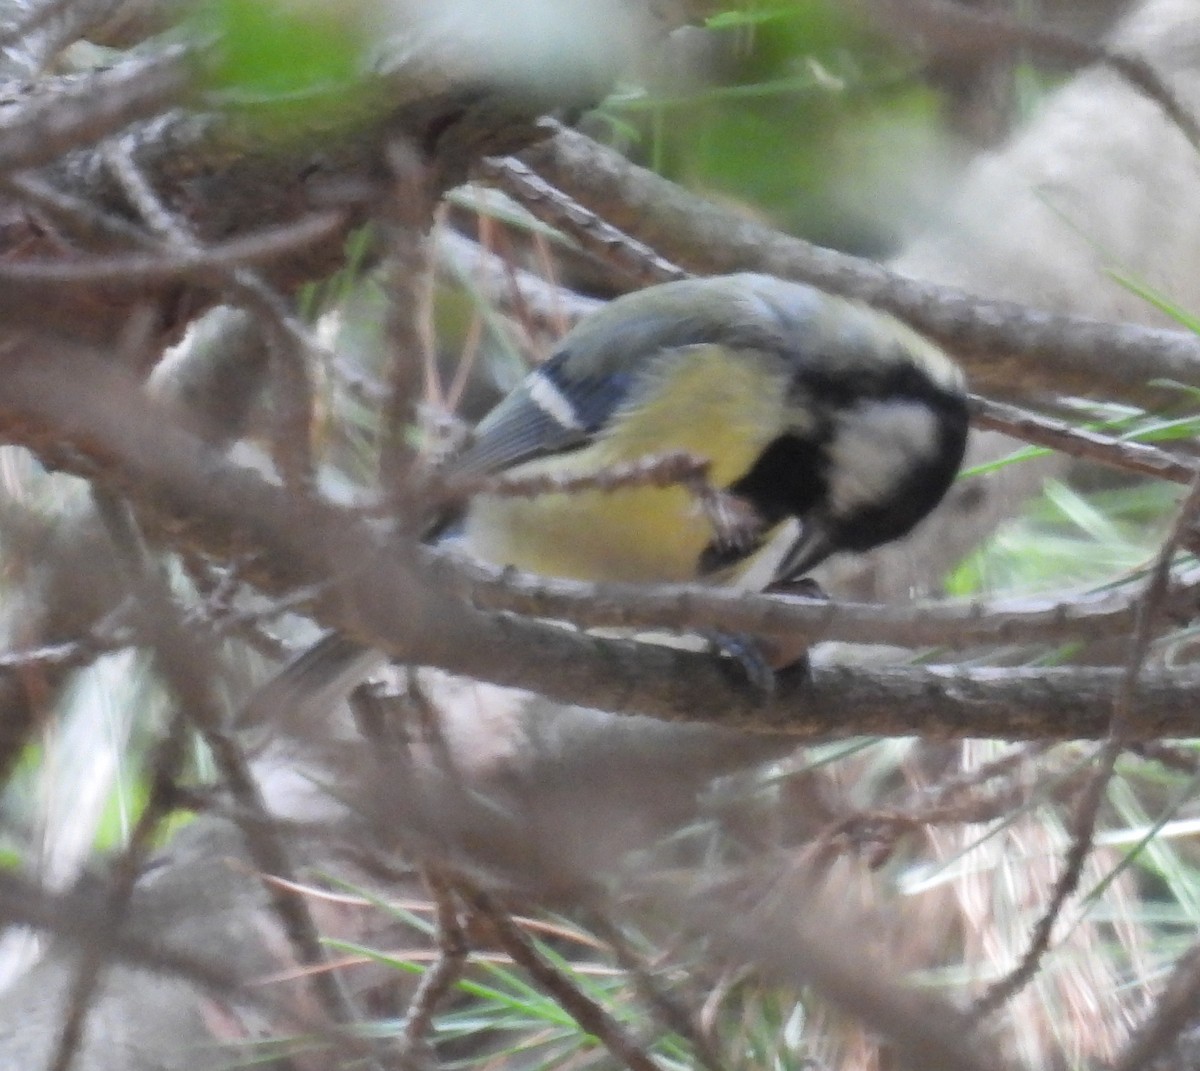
[204,0,363,94]
[947,478,1179,596]
[196,0,374,142]
[601,0,946,251]
[324,894,711,1071]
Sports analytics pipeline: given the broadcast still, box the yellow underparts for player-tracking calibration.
[462,346,791,584]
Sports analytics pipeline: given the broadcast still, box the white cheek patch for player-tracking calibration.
[826,401,940,517]
[527,370,584,431]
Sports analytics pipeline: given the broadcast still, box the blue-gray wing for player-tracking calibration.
[444,274,802,479]
[443,352,631,478]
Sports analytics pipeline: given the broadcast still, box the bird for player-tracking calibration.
[445,272,969,591]
[251,272,969,715]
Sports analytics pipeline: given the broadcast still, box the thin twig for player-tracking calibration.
[434,227,601,337]
[826,755,1091,870]
[441,448,763,554]
[101,141,192,246]
[463,881,665,1071]
[1090,479,1200,1071]
[13,351,1200,736]
[478,155,687,288]
[102,139,322,489]
[378,159,435,499]
[817,744,1055,867]
[1,0,136,70]
[1112,477,1200,737]
[0,210,347,286]
[398,870,468,1054]
[972,473,1200,1018]
[1115,939,1200,1071]
[924,743,1048,804]
[433,547,1200,651]
[2,171,155,248]
[397,666,459,775]
[1130,741,1200,776]
[638,868,1002,1071]
[520,124,1200,405]
[585,909,728,1071]
[970,395,1196,485]
[84,490,380,1059]
[0,870,240,990]
[48,491,211,1071]
[206,721,377,1044]
[871,0,1200,152]
[0,45,195,173]
[448,449,713,500]
[47,701,194,1071]
[0,628,131,672]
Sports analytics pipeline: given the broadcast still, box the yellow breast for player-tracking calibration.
[461,346,790,583]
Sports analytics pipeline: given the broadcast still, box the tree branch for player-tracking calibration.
[519,124,1200,407]
[1,342,1198,742]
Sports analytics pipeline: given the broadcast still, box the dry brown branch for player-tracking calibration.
[1131,741,1200,775]
[971,474,1200,1018]
[970,396,1198,485]
[0,291,272,784]
[3,170,154,246]
[3,7,1200,1064]
[43,493,198,1071]
[378,145,437,497]
[87,491,378,1052]
[439,449,716,505]
[585,909,728,1071]
[1114,477,1200,734]
[968,744,1110,1020]
[0,0,155,69]
[397,870,468,1057]
[435,226,603,330]
[0,869,242,992]
[1116,940,1200,1071]
[520,123,1200,406]
[827,767,1072,859]
[0,44,194,172]
[0,18,610,362]
[103,137,325,488]
[0,209,347,286]
[478,154,688,288]
[441,550,1200,653]
[464,880,666,1071]
[0,819,403,1068]
[8,343,1200,738]
[0,628,130,672]
[871,0,1200,151]
[637,868,1009,1071]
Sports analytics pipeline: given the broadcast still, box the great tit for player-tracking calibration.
[251,273,968,716]
[445,272,969,590]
